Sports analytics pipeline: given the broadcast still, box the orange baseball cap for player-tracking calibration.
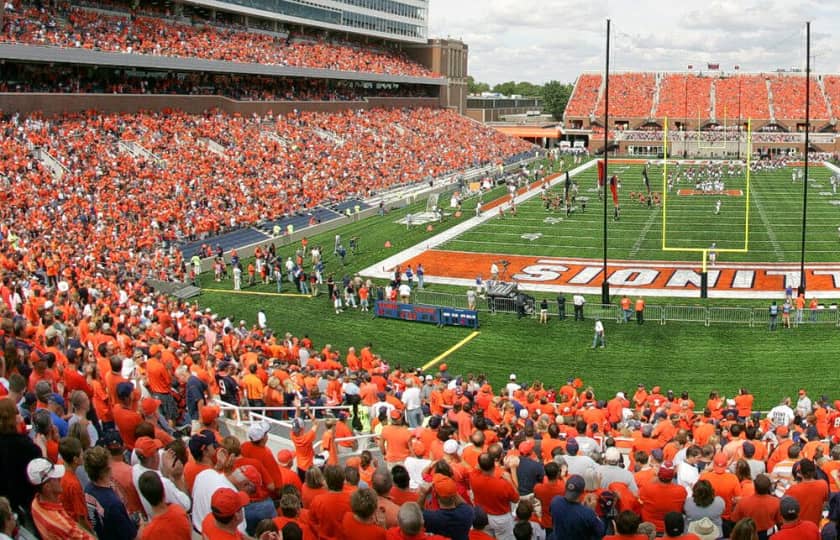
[433,474,457,498]
[276,449,294,466]
[200,405,220,425]
[713,453,728,472]
[210,488,249,518]
[412,440,426,457]
[134,436,163,458]
[140,398,161,416]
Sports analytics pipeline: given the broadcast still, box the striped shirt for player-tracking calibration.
[31,496,96,540]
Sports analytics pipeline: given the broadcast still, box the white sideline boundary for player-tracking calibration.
[359,159,598,279]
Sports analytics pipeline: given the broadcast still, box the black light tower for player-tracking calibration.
[799,21,811,295]
[601,18,611,305]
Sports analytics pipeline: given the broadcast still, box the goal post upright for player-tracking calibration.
[662,116,668,251]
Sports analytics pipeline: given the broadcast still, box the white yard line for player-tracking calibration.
[750,187,784,261]
[629,207,661,258]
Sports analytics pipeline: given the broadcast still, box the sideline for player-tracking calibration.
[421,331,481,370]
[202,289,312,298]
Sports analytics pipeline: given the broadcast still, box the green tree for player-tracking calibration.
[513,81,542,97]
[542,80,574,120]
[491,81,518,96]
[467,75,490,95]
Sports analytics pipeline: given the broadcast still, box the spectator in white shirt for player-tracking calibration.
[131,437,191,518]
[401,379,423,428]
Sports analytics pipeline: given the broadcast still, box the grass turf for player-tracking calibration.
[441,163,838,263]
[192,158,840,410]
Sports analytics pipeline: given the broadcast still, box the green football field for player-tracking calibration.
[192,156,840,410]
[441,163,839,264]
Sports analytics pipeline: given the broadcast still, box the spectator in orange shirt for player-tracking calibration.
[339,488,386,540]
[112,382,143,450]
[57,437,90,531]
[379,410,412,468]
[202,488,250,540]
[308,465,352,540]
[638,461,687,533]
[137,470,192,540]
[699,453,742,534]
[773,496,820,540]
[784,458,828,526]
[27,457,96,540]
[241,421,283,488]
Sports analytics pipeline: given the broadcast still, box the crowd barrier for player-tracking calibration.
[412,290,840,327]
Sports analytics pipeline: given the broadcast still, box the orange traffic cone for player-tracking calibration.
[426,224,433,232]
[384,240,392,248]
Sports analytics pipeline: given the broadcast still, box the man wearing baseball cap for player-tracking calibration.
[185,430,218,493]
[202,487,250,540]
[241,421,284,488]
[549,474,603,539]
[638,461,687,533]
[418,474,473,540]
[27,457,95,540]
[112,381,143,450]
[131,436,191,518]
[773,495,819,539]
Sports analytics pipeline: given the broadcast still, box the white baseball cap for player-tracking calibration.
[509,374,517,380]
[27,458,65,486]
[121,358,136,379]
[247,420,272,442]
[443,440,459,455]
[605,447,622,464]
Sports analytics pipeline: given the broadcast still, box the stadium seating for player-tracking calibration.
[565,74,601,117]
[823,76,840,120]
[0,5,439,78]
[655,74,713,120]
[0,107,530,280]
[594,72,656,119]
[769,75,830,120]
[714,75,770,121]
[0,64,431,100]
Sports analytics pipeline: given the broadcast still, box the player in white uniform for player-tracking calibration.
[714,199,722,215]
[708,242,717,267]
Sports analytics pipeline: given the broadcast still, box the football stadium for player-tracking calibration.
[1,1,840,539]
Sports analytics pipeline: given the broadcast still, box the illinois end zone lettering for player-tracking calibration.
[397,250,840,297]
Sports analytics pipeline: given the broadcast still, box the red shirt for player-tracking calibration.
[338,513,386,540]
[785,480,829,525]
[112,403,143,449]
[638,480,687,532]
[534,480,565,529]
[309,490,352,540]
[731,493,781,532]
[469,471,519,516]
[141,504,192,540]
[772,519,820,540]
[201,513,244,540]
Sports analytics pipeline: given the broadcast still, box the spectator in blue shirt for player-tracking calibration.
[550,474,604,540]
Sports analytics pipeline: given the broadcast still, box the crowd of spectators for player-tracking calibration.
[0,3,440,78]
[769,76,830,120]
[0,63,436,101]
[655,74,713,120]
[0,106,531,283]
[714,76,771,121]
[565,74,601,117]
[594,73,656,119]
[1,270,840,540]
